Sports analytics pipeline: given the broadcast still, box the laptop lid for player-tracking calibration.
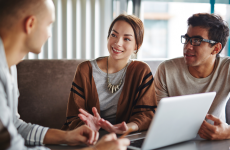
[128,92,216,150]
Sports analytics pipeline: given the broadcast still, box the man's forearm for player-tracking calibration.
[43,125,98,146]
[43,129,68,144]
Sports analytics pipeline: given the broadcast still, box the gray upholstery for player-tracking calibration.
[17,59,230,129]
[17,59,86,129]
[143,60,164,74]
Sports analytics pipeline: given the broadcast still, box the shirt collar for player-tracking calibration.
[0,37,9,69]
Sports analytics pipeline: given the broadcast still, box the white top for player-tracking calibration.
[0,37,49,150]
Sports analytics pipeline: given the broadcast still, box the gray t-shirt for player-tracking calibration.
[154,56,230,123]
[90,58,131,124]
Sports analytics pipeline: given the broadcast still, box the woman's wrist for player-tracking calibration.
[127,122,139,132]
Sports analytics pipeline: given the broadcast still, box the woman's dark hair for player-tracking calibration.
[188,13,229,55]
[107,14,144,53]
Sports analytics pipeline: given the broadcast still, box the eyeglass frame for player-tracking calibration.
[181,34,217,46]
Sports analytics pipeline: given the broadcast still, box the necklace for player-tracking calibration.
[107,57,128,93]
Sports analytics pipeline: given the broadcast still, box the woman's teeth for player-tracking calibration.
[113,47,122,52]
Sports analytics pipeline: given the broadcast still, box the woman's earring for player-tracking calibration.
[134,50,137,54]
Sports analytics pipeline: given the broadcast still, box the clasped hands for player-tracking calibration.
[78,107,128,134]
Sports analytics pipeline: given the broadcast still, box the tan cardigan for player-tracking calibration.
[61,60,157,131]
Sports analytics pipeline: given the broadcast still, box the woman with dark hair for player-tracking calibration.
[62,14,157,134]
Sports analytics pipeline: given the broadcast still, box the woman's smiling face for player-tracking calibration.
[107,20,137,60]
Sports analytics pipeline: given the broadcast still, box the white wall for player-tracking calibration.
[26,0,113,59]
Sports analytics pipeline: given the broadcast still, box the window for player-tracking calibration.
[125,0,230,59]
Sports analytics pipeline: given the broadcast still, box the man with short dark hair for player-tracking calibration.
[154,13,230,140]
[0,0,129,149]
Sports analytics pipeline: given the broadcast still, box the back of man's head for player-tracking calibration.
[0,0,46,30]
[0,0,54,57]
[187,13,229,55]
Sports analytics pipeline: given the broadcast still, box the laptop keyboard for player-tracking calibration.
[130,139,145,148]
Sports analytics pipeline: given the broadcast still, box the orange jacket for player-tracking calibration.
[61,60,157,131]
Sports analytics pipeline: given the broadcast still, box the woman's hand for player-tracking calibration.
[78,107,101,131]
[98,119,128,134]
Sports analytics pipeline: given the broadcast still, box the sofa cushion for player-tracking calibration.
[17,59,86,129]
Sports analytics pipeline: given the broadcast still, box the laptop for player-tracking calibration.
[127,92,216,150]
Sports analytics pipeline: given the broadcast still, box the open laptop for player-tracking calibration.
[127,92,216,150]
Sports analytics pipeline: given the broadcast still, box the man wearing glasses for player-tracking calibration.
[154,13,230,140]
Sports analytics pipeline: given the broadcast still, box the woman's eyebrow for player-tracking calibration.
[112,29,133,37]
[112,29,119,34]
[124,34,133,36]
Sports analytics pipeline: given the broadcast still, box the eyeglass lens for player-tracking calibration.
[181,36,201,46]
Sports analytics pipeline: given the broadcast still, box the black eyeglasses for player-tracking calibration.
[181,35,217,46]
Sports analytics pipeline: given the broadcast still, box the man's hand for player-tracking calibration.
[66,125,99,146]
[98,119,128,134]
[93,133,130,150]
[198,114,230,140]
[43,125,98,146]
[78,107,101,131]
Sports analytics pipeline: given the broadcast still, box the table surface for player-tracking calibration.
[45,130,230,150]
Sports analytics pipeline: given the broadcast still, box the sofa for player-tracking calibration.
[17,59,163,129]
[17,59,230,129]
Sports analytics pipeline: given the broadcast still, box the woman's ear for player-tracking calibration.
[24,16,36,34]
[134,44,138,53]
